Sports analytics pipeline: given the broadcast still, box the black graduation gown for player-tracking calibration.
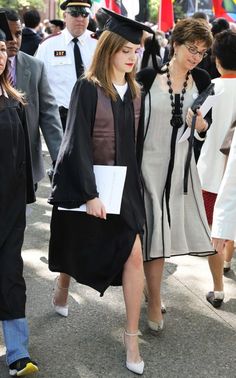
[0,95,35,320]
[48,80,145,296]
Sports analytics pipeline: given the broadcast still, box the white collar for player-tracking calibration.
[64,28,91,46]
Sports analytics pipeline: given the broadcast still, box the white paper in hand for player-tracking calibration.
[58,165,127,215]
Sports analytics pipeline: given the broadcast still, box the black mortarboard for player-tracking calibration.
[0,12,13,40]
[102,8,154,44]
[0,29,6,41]
[60,0,92,11]
[50,19,65,29]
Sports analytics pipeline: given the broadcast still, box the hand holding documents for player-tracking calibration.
[178,89,224,143]
[58,165,127,215]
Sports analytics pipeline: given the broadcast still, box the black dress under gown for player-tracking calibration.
[48,80,145,296]
[0,95,35,320]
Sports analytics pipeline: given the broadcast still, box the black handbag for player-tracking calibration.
[191,82,215,113]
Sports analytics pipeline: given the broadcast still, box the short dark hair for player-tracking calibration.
[169,18,213,58]
[23,9,40,28]
[192,11,208,21]
[211,17,230,37]
[212,29,236,70]
[0,8,20,21]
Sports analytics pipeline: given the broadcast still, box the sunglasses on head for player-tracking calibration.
[66,9,90,18]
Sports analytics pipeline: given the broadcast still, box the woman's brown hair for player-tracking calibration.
[169,18,213,58]
[85,30,141,101]
[1,65,26,104]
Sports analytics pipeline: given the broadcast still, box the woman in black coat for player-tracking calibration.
[0,25,37,376]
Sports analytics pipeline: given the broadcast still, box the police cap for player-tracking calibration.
[60,0,92,11]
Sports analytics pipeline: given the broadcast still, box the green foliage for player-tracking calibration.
[174,3,185,21]
[147,0,185,24]
[148,0,160,24]
[0,0,44,10]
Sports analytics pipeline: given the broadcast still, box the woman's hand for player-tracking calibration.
[186,108,208,133]
[86,198,107,220]
[211,237,226,254]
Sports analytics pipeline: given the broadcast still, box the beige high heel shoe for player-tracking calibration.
[124,330,144,375]
[52,277,69,317]
[147,319,164,332]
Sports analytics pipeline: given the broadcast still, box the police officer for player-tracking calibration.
[36,0,97,131]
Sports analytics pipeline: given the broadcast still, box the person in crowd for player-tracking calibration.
[94,7,110,35]
[0,20,38,376]
[42,18,51,36]
[2,8,63,187]
[140,34,162,69]
[137,18,215,332]
[192,11,209,23]
[211,129,236,253]
[35,0,97,131]
[49,19,65,34]
[20,9,42,56]
[155,30,170,63]
[199,17,230,79]
[47,9,154,375]
[197,29,236,308]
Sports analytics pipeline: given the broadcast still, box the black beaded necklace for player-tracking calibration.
[166,62,191,128]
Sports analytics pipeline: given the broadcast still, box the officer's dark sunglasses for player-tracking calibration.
[66,9,90,18]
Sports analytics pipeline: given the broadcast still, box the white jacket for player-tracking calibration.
[197,78,236,193]
[211,128,236,240]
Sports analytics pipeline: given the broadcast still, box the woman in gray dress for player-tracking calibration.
[137,18,215,332]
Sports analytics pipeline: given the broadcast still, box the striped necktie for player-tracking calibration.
[7,59,14,87]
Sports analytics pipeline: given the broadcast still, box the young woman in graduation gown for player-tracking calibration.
[0,28,37,375]
[48,9,154,375]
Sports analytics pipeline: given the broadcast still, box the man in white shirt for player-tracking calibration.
[35,0,97,131]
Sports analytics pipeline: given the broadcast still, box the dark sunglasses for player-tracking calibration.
[66,10,90,18]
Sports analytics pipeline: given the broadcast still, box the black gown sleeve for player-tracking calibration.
[17,104,36,204]
[48,79,98,207]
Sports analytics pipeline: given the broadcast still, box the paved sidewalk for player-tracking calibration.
[0,148,235,378]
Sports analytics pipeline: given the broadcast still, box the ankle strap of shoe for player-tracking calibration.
[124,330,139,337]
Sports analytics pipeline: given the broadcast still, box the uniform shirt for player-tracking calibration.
[35,28,97,109]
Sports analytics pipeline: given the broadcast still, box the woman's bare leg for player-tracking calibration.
[122,235,144,363]
[144,258,165,323]
[54,273,71,306]
[208,254,224,291]
[224,240,235,263]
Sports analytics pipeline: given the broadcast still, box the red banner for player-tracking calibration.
[105,0,122,14]
[212,0,236,21]
[158,0,174,32]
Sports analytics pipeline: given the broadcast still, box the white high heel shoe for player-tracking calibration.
[124,330,144,375]
[52,277,69,317]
